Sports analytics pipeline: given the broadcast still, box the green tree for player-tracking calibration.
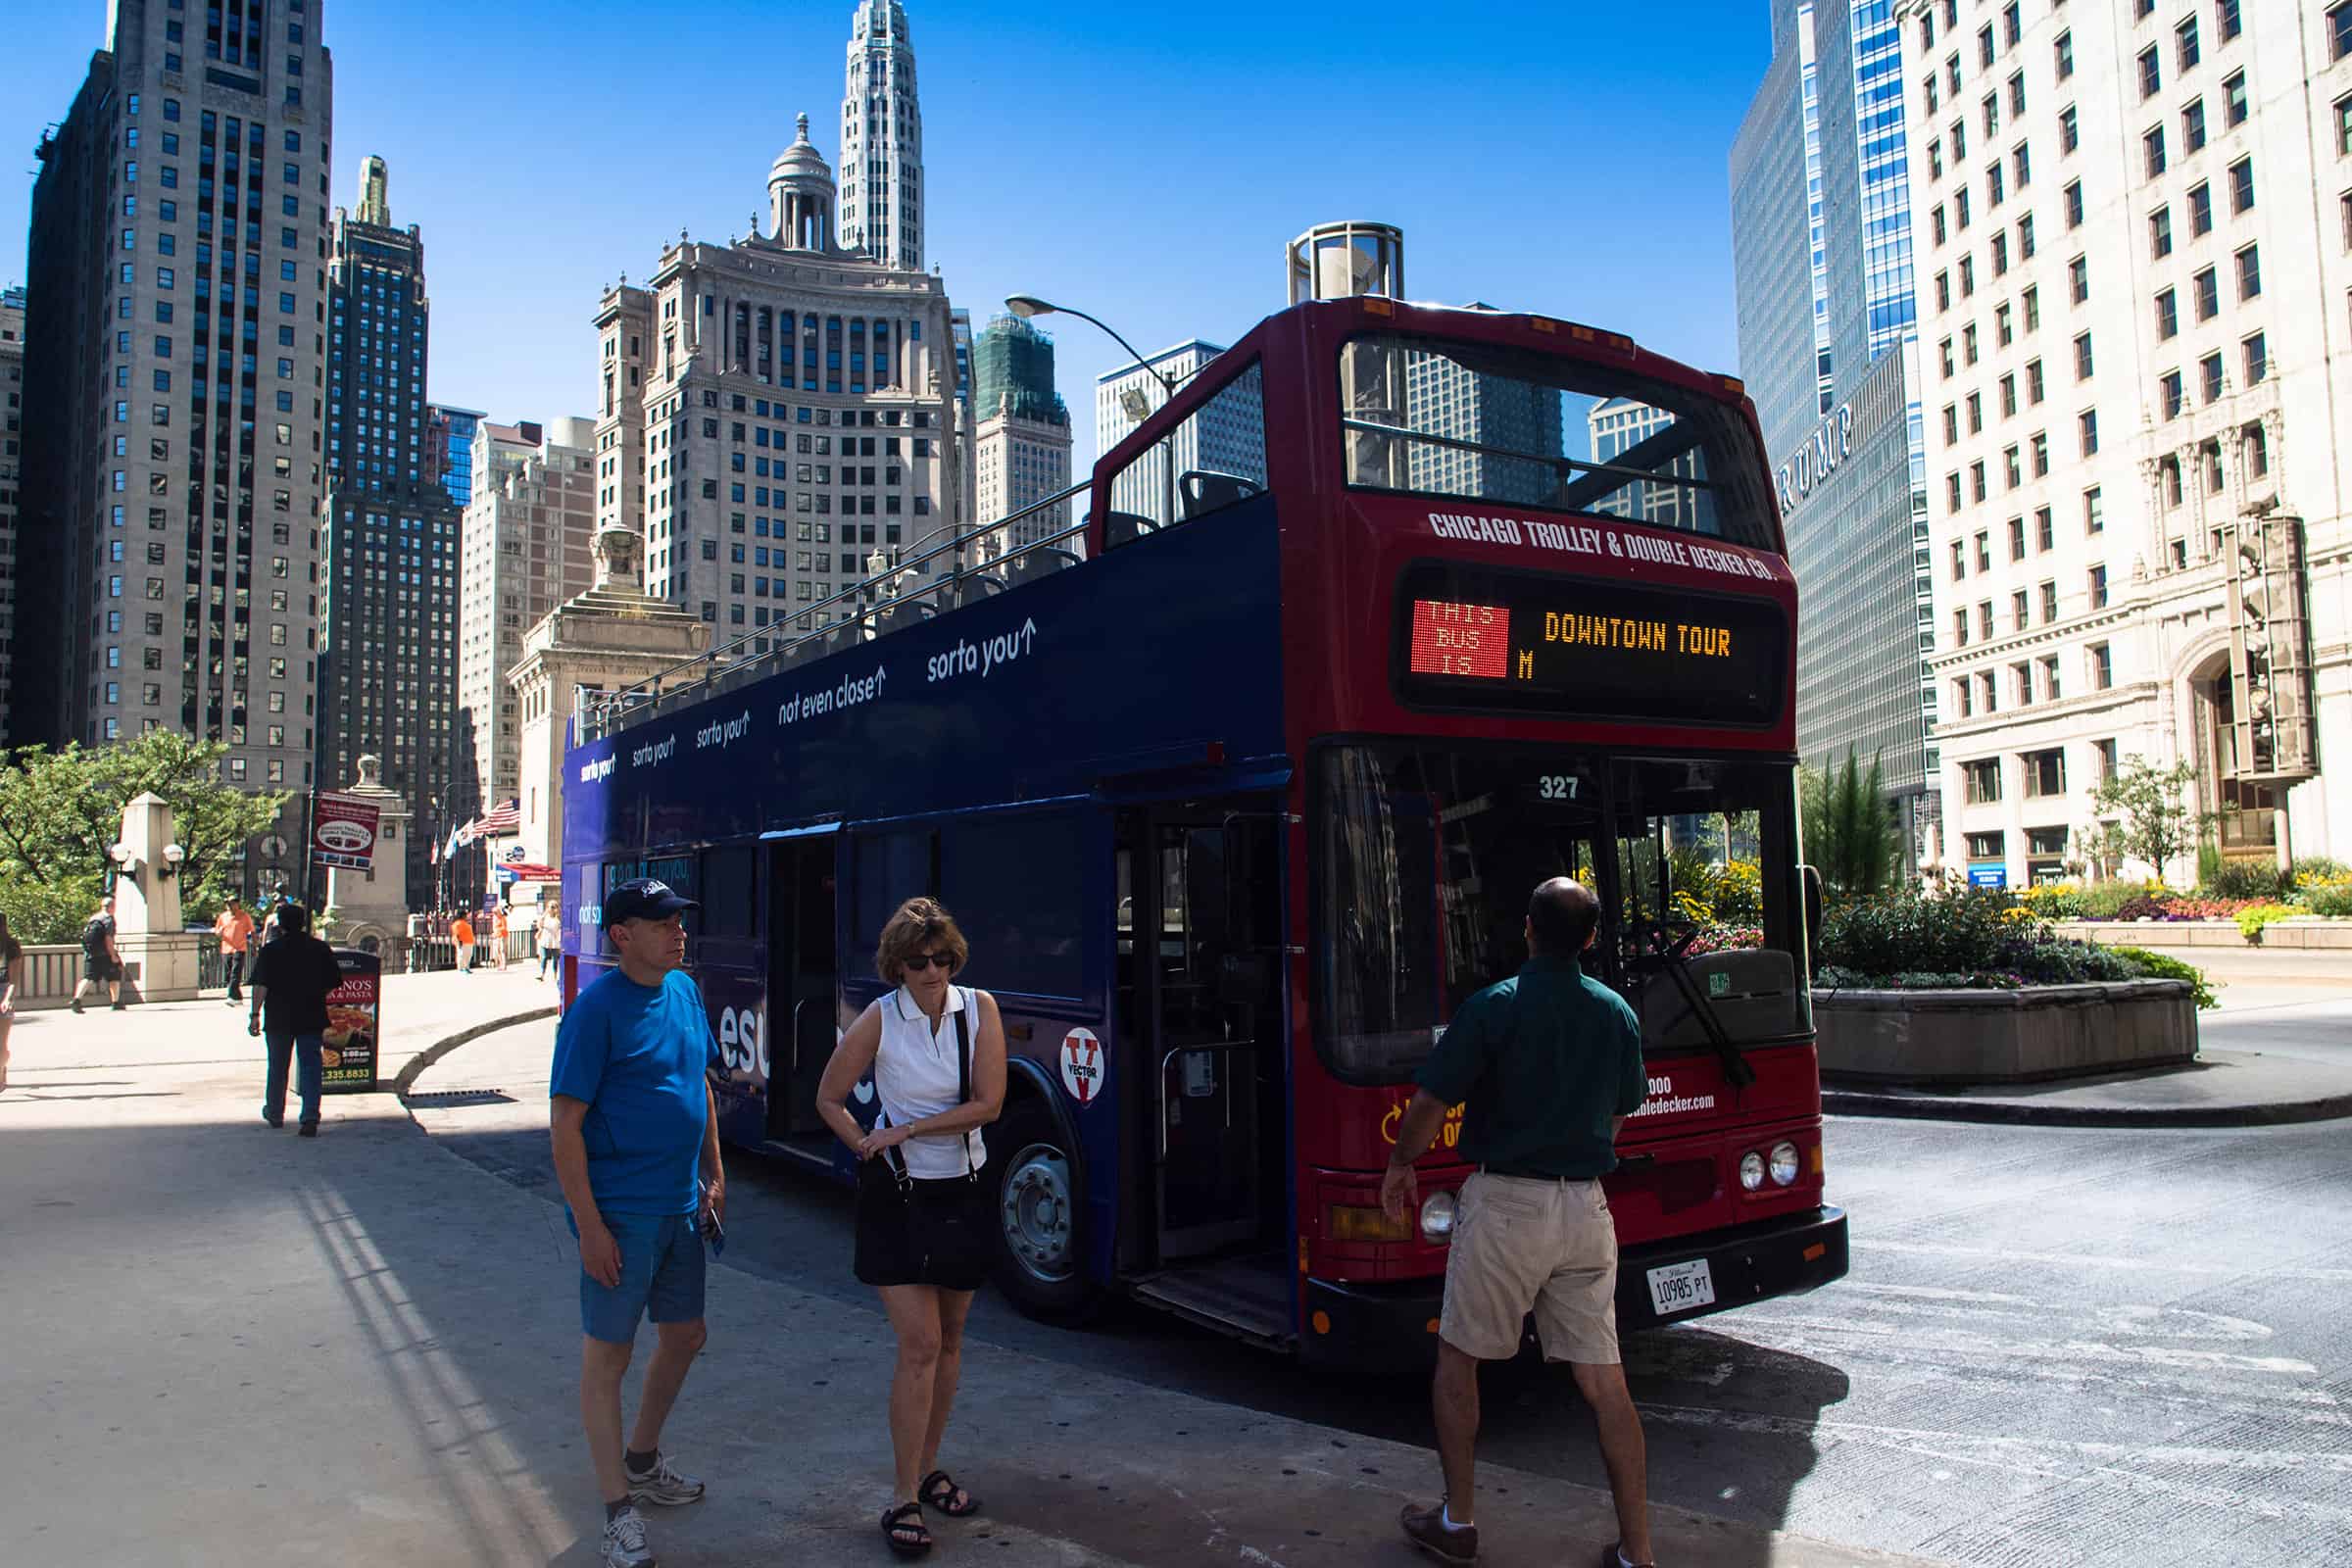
[0,734,288,940]
[2088,756,2209,884]
[1800,748,1904,900]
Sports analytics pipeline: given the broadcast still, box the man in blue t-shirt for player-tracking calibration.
[550,879,725,1568]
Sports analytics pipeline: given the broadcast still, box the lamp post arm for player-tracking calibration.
[1051,304,1175,393]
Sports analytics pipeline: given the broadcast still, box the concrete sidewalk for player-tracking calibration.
[0,987,1939,1568]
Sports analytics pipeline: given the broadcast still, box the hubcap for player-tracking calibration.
[1000,1141,1075,1284]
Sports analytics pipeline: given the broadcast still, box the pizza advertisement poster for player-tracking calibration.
[320,949,381,1094]
[313,793,381,871]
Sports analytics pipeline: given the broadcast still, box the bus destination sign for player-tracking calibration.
[1396,564,1787,725]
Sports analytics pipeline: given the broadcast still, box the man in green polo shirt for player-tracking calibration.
[1382,876,1655,1568]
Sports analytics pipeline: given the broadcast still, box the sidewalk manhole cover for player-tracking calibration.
[405,1089,514,1108]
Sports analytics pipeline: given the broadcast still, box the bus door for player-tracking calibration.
[764,831,840,1140]
[1126,801,1287,1262]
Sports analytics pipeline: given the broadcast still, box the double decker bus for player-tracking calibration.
[561,293,1848,1359]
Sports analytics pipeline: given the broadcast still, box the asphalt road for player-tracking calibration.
[412,970,2352,1567]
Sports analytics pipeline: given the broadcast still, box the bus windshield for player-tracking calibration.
[1314,743,1807,1084]
[1337,332,1777,553]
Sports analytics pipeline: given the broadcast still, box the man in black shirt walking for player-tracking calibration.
[247,904,343,1136]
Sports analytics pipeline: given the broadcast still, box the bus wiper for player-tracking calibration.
[1644,924,1757,1091]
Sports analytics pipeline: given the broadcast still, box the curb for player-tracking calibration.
[1823,1085,2352,1129]
[388,1006,558,1097]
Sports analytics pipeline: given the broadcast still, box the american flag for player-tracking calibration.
[459,800,521,843]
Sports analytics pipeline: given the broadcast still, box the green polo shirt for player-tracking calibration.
[1414,953,1647,1179]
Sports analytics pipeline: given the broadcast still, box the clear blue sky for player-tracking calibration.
[2,0,1772,470]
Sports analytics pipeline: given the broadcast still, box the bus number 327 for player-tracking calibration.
[1538,774,1581,800]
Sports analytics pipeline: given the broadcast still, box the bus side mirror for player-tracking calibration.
[1799,864,1825,977]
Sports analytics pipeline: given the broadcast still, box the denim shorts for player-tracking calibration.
[571,1210,706,1344]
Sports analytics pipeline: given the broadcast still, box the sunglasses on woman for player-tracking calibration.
[902,953,956,972]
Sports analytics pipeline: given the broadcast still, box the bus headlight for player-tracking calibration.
[1769,1142,1801,1187]
[1739,1151,1766,1191]
[1419,1190,1457,1244]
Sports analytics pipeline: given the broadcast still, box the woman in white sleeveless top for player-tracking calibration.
[817,897,1005,1559]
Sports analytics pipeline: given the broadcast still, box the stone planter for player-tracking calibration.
[1814,979,2197,1086]
[2048,918,2352,950]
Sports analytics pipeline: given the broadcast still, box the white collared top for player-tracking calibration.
[875,984,987,1179]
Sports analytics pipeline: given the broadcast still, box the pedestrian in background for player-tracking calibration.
[451,909,476,975]
[0,912,22,1092]
[1384,876,1656,1568]
[539,902,564,982]
[549,878,723,1568]
[215,897,256,1004]
[246,903,343,1137]
[816,897,1005,1559]
[70,895,123,1014]
[492,905,512,972]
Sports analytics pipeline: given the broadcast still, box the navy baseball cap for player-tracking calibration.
[603,878,699,931]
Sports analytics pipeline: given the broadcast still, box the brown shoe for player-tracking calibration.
[1400,1498,1479,1565]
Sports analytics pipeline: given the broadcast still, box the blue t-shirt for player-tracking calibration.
[550,967,718,1216]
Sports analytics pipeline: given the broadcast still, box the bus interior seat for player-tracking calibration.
[954,572,1008,606]
[1178,469,1262,520]
[1004,546,1081,588]
[1103,511,1159,549]
[1635,949,1803,1052]
[871,601,936,637]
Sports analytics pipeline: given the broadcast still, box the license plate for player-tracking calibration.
[1645,1258,1716,1317]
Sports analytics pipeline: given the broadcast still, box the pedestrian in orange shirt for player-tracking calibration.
[492,906,512,971]
[452,911,477,975]
[215,897,257,1005]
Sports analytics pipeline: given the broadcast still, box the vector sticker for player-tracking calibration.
[1059,1028,1103,1105]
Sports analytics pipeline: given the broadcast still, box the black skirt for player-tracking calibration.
[854,1157,993,1291]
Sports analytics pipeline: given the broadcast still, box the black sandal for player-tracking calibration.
[882,1500,932,1557]
[918,1469,982,1517]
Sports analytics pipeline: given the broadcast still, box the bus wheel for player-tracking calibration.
[990,1100,1102,1322]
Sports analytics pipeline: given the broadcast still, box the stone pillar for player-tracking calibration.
[111,791,200,1002]
[323,755,414,962]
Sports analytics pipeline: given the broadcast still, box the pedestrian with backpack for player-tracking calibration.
[71,895,124,1013]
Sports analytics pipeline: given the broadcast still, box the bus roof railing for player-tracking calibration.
[580,478,1094,742]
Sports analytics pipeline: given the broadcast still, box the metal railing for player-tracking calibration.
[581,479,1095,741]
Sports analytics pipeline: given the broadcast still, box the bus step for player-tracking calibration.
[1131,1256,1295,1350]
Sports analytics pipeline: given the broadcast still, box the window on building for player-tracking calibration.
[2243,420,2270,477]
[2237,244,2263,300]
[2089,642,2113,690]
[2028,360,2045,403]
[2139,46,2162,101]
[2069,255,2089,303]
[2040,580,2059,622]
[1965,759,2003,805]
[2149,206,2173,259]
[2074,331,2095,379]
[2008,515,2027,560]
[2088,564,2109,609]
[2060,104,2080,154]
[2200,352,2225,405]
[2064,179,2084,227]
[2156,289,2180,340]
[2224,70,2248,127]
[2244,331,2269,386]
[2183,97,2209,153]
[2230,157,2256,215]
[2079,409,2099,456]
[2083,485,2104,534]
[2161,369,2185,419]
[2055,30,2075,79]
[2011,588,2031,631]
[2178,15,2201,72]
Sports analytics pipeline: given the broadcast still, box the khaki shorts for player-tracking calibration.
[1438,1171,1621,1364]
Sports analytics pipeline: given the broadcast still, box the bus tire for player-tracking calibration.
[989,1096,1102,1323]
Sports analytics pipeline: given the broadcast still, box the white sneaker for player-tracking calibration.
[600,1504,656,1568]
[624,1450,706,1507]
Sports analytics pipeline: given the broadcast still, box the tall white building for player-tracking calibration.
[1097,342,1266,524]
[969,314,1072,551]
[458,417,597,813]
[838,0,924,271]
[1898,0,2348,881]
[591,111,958,652]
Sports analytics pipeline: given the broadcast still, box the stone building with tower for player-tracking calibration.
[591,103,958,655]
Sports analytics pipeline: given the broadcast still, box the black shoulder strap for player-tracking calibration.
[956,994,974,1177]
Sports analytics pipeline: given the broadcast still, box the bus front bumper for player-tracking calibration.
[1298,1204,1848,1365]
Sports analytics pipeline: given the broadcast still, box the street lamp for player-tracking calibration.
[1004,295,1175,393]
[1008,293,1189,523]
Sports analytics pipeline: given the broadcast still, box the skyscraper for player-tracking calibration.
[970,314,1073,550]
[1096,342,1265,523]
[1733,0,1936,867]
[317,155,460,900]
[838,0,924,271]
[457,416,598,819]
[17,0,335,890]
[426,404,483,509]
[592,111,958,652]
[0,287,24,744]
[1896,0,2346,880]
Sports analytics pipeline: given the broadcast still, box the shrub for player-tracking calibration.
[2202,856,2285,901]
[2020,882,2089,919]
[2003,939,2140,984]
[2076,880,2152,919]
[2235,903,2301,942]
[2112,894,2175,922]
[2290,856,2349,889]
[2109,947,2219,1008]
[2298,883,2352,918]
[1822,886,2042,977]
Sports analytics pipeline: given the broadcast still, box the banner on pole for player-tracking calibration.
[312,792,382,871]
